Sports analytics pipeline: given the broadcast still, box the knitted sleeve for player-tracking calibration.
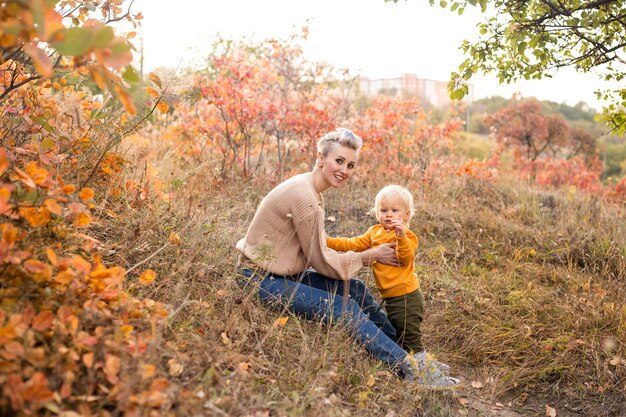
[294,209,363,281]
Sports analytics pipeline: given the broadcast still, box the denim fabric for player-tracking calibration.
[239,268,407,367]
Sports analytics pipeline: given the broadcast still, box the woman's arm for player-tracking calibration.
[359,242,401,266]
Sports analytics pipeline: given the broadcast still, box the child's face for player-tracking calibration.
[378,196,409,230]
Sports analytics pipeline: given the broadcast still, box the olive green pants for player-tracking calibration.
[383,288,424,354]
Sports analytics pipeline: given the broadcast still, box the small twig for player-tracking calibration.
[125,241,170,275]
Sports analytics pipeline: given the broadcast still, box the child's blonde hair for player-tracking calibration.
[372,184,415,223]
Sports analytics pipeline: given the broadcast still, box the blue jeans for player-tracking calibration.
[239,268,408,367]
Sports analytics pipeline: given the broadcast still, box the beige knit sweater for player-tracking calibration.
[236,172,363,280]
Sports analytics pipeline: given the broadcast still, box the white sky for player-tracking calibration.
[130,0,613,110]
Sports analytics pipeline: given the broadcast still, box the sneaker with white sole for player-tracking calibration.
[413,350,450,373]
[400,355,461,389]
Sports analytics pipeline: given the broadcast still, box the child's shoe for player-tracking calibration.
[400,355,461,389]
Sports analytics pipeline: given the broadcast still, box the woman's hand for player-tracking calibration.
[361,242,400,266]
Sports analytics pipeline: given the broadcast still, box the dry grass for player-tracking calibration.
[93,136,626,416]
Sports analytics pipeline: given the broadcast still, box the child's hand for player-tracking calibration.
[389,220,406,237]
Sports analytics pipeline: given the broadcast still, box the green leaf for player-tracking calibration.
[122,65,140,83]
[86,3,97,11]
[93,26,114,49]
[53,28,94,56]
[41,137,55,149]
[451,89,466,100]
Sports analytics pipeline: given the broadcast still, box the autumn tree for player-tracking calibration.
[387,0,626,134]
[485,97,597,162]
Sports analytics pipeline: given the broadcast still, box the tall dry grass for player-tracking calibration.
[93,132,626,417]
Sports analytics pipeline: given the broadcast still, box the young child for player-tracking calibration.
[326,184,450,374]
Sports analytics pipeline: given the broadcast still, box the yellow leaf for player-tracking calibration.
[273,317,289,327]
[79,187,94,201]
[139,269,156,285]
[168,232,181,245]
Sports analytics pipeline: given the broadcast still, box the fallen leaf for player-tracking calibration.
[140,363,156,379]
[168,358,183,376]
[545,404,557,417]
[457,397,469,407]
[237,362,251,372]
[139,269,156,285]
[366,375,375,387]
[273,317,289,327]
[220,332,231,346]
[79,187,94,201]
[327,216,336,222]
[471,380,484,389]
[609,356,622,367]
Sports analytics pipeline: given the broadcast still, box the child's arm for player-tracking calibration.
[326,228,373,253]
[394,226,419,264]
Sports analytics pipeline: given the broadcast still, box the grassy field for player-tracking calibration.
[102,143,626,417]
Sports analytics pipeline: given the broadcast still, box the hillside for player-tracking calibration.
[95,168,626,417]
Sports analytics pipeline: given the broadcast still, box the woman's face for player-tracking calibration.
[317,144,358,189]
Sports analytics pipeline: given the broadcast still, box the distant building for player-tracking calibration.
[358,73,474,108]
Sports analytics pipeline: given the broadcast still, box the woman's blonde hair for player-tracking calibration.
[316,128,363,157]
[372,184,415,223]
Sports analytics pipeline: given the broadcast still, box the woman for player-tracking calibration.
[236,128,459,387]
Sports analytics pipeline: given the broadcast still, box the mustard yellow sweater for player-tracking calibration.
[327,224,419,298]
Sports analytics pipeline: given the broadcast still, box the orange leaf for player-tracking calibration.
[82,352,94,368]
[22,372,54,405]
[138,269,156,285]
[23,42,53,78]
[150,378,169,391]
[79,187,94,201]
[237,362,251,371]
[146,86,160,98]
[44,198,62,215]
[32,310,54,331]
[104,354,121,384]
[74,212,92,227]
[62,184,76,194]
[0,148,8,176]
[156,101,169,113]
[46,247,58,266]
[273,317,289,327]
[19,207,51,227]
[148,72,162,88]
[114,84,136,115]
[140,363,156,379]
